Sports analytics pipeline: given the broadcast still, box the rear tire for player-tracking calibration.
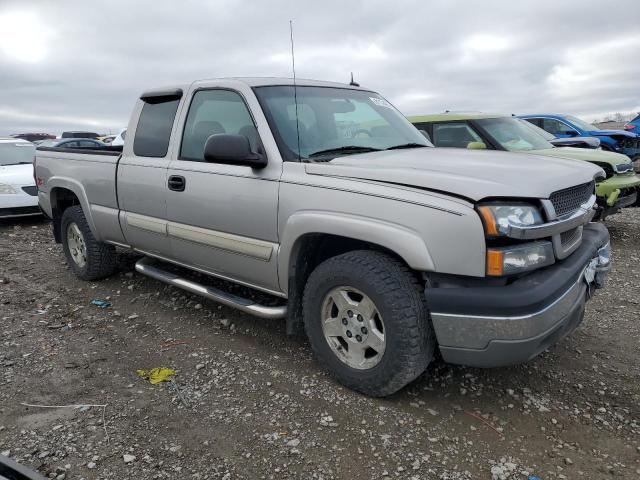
[303,250,435,397]
[61,205,117,281]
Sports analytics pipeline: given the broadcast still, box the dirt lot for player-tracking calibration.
[1,211,639,480]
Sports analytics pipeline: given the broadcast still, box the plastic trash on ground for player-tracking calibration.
[136,368,176,384]
[90,299,111,309]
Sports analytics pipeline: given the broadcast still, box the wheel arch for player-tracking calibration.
[279,211,434,335]
[48,179,96,243]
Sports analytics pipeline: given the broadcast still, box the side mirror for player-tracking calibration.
[204,134,267,168]
[565,130,579,137]
[467,141,487,150]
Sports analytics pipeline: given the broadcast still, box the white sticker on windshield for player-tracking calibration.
[370,97,392,108]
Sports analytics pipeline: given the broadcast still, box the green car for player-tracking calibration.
[409,113,640,219]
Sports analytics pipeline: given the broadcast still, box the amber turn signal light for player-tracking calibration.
[486,249,504,276]
[477,206,499,236]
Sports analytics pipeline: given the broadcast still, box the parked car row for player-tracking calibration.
[409,113,640,219]
[32,77,614,396]
[520,114,640,162]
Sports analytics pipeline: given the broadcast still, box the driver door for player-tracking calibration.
[165,87,281,293]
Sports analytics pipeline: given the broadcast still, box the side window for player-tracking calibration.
[133,98,180,158]
[79,140,97,148]
[432,122,483,148]
[180,89,258,162]
[524,118,542,128]
[542,118,576,135]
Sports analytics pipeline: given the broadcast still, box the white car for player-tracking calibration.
[0,138,40,219]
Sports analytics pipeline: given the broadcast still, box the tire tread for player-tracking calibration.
[303,250,435,396]
[61,205,117,281]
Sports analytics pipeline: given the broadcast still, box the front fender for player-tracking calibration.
[278,211,435,293]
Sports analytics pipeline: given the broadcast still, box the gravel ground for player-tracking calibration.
[1,211,639,479]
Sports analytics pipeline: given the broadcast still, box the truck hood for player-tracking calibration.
[589,129,639,139]
[0,163,35,185]
[529,147,631,166]
[305,147,602,202]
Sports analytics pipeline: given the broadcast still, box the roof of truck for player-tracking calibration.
[408,113,506,122]
[141,77,368,99]
[216,77,366,89]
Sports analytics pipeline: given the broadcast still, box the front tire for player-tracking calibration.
[303,250,435,397]
[61,205,117,281]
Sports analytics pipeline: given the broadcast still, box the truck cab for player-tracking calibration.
[35,78,611,396]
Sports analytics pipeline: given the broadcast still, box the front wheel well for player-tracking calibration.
[285,233,417,336]
[50,188,81,243]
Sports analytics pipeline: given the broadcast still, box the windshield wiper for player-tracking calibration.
[385,143,429,150]
[308,145,381,159]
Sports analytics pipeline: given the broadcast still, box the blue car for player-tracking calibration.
[624,113,640,135]
[520,114,640,162]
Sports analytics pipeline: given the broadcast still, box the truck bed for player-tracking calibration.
[35,146,125,245]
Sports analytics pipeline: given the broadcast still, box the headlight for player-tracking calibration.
[486,241,555,276]
[613,162,634,174]
[0,184,17,194]
[477,203,543,236]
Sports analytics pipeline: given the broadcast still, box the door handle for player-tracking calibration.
[168,175,185,192]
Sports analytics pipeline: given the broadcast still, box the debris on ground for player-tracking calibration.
[90,299,111,308]
[136,368,176,384]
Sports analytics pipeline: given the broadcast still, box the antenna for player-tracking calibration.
[349,72,360,87]
[290,20,301,161]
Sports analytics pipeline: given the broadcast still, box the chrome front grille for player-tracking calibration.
[549,181,595,217]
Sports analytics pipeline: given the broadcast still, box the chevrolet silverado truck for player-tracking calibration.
[35,78,611,396]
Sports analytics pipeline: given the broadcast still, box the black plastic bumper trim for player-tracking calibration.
[426,222,609,318]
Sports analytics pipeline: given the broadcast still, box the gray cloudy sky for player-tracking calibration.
[0,0,638,136]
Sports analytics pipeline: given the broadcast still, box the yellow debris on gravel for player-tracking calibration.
[136,367,176,384]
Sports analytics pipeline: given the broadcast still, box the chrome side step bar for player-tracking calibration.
[134,257,287,319]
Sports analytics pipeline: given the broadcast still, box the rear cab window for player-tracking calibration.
[133,97,181,158]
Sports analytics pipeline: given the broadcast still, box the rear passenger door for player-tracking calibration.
[165,87,281,294]
[117,92,182,258]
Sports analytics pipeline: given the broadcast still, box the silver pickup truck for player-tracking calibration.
[35,78,611,396]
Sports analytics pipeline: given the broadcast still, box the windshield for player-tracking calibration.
[38,139,57,147]
[477,117,554,152]
[0,142,36,165]
[253,86,431,161]
[566,115,598,131]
